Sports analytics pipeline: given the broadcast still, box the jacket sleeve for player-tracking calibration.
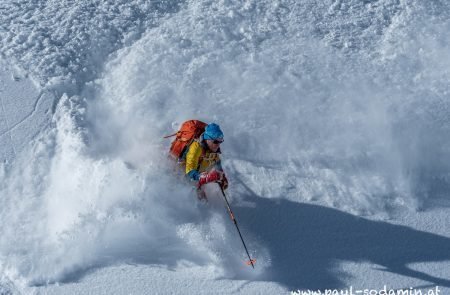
[185,141,202,181]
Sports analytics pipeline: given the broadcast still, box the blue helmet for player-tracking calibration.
[203,123,224,140]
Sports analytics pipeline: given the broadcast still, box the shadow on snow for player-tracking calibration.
[233,189,450,291]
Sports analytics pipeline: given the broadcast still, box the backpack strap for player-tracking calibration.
[163,132,178,139]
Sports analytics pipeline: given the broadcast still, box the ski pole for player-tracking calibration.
[218,183,256,269]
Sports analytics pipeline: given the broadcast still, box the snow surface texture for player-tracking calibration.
[0,0,449,293]
[0,61,53,161]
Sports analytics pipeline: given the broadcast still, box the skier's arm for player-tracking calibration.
[185,141,202,181]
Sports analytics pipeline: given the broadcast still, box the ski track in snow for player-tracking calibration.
[0,91,44,138]
[0,0,450,293]
[0,62,55,162]
[0,90,16,155]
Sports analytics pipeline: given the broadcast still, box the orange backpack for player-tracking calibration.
[164,120,208,159]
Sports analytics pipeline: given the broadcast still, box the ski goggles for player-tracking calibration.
[213,139,224,144]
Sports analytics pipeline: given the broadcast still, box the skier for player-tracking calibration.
[165,121,228,200]
[165,121,255,268]
[184,123,228,199]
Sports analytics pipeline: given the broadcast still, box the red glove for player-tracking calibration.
[198,170,223,188]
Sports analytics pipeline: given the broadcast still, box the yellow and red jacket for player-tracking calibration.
[182,137,222,181]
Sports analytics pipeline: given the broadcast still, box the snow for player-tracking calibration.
[0,0,449,294]
[0,61,53,162]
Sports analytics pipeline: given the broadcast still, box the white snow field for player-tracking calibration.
[1,0,450,294]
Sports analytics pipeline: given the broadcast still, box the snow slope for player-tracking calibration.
[0,0,449,293]
[0,61,53,163]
